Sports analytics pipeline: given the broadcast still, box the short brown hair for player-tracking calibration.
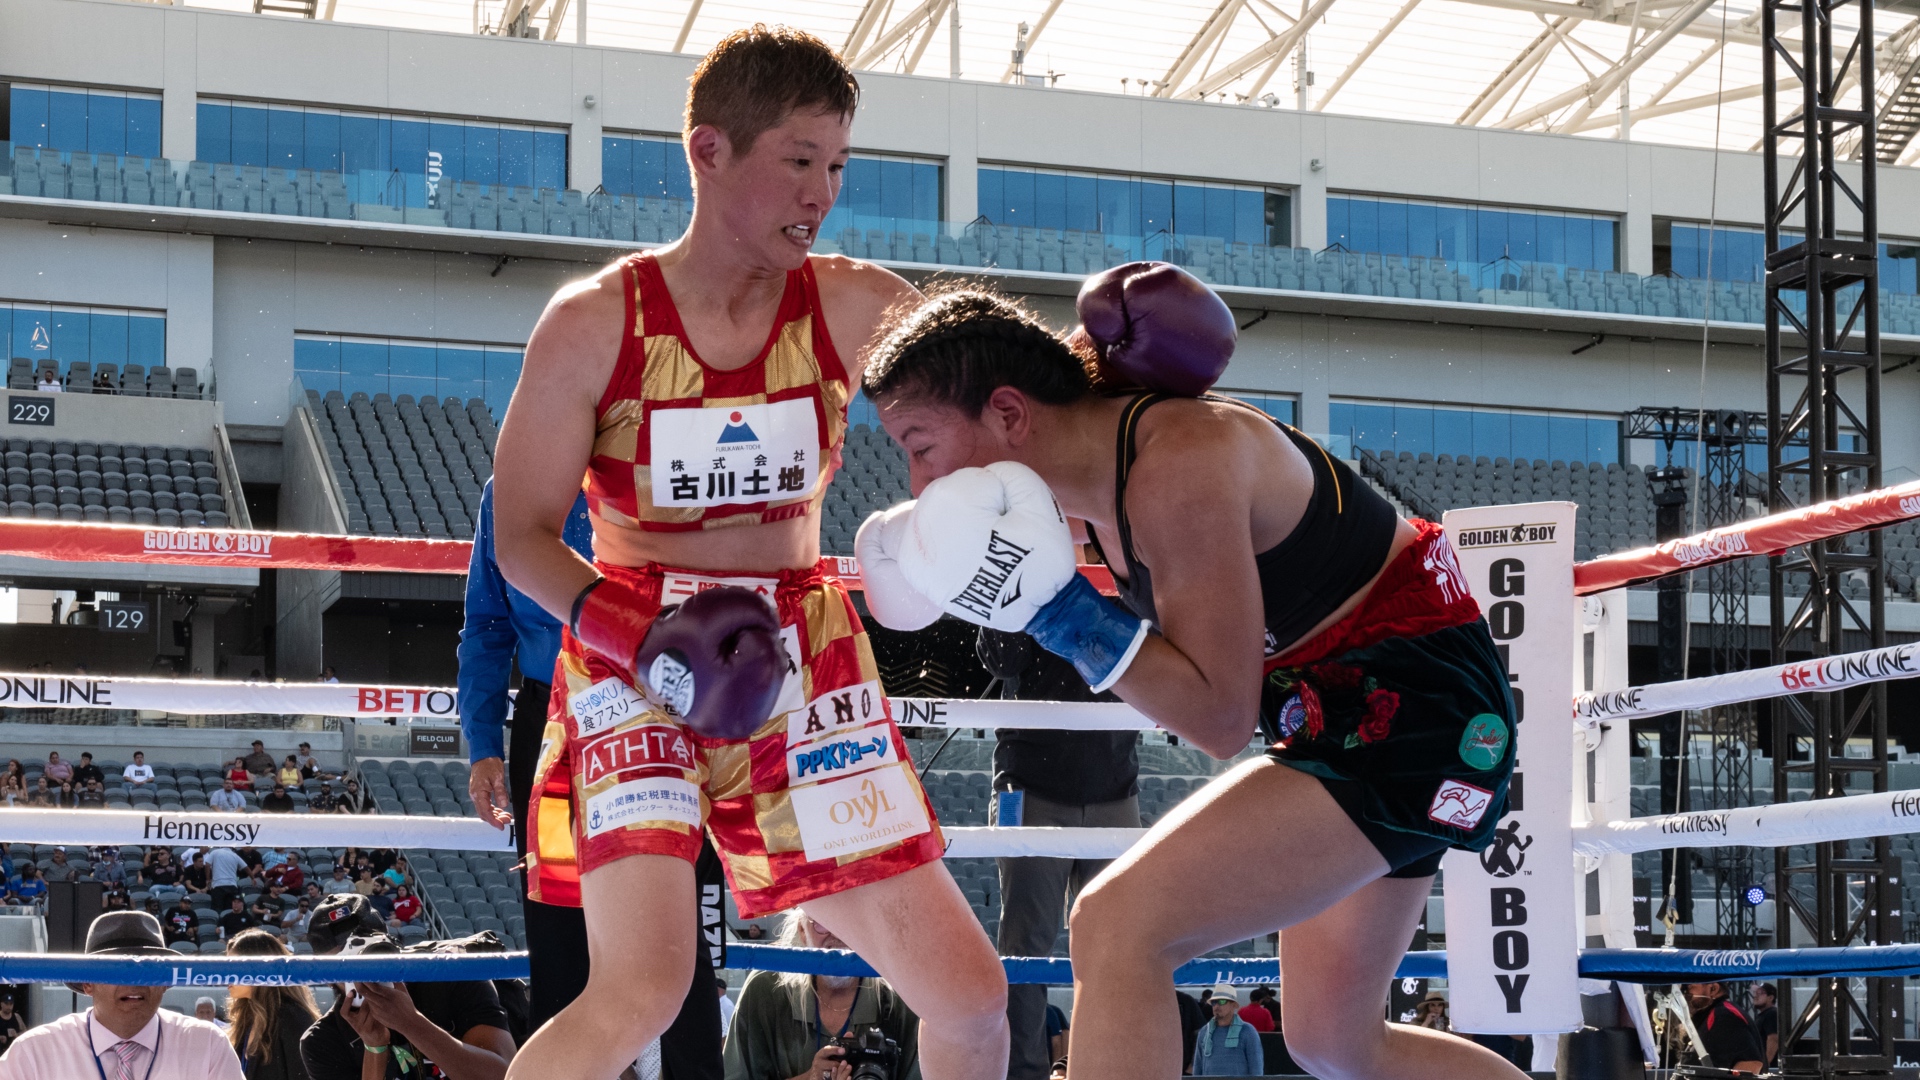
[685,25,860,157]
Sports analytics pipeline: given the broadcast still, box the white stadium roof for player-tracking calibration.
[192,0,1920,164]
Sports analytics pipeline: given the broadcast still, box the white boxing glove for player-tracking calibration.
[855,502,944,631]
[898,461,1079,633]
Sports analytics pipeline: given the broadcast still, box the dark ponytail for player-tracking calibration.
[862,290,1093,415]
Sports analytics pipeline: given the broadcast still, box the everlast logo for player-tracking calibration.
[1659,811,1730,836]
[1455,524,1558,549]
[948,531,1032,621]
[144,816,260,845]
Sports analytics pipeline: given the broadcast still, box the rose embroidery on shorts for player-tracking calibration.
[1358,689,1399,744]
[1298,682,1324,738]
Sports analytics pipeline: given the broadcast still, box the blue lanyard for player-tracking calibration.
[812,983,861,1051]
[85,1009,161,1080]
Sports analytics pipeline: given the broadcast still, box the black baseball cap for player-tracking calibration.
[306,893,386,954]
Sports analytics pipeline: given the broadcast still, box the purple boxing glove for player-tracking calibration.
[572,581,787,741]
[1075,261,1236,397]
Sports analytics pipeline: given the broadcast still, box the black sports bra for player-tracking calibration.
[1084,393,1399,659]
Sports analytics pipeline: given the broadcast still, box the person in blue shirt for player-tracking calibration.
[1191,986,1265,1077]
[459,480,722,1076]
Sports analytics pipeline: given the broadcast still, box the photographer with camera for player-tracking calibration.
[297,894,517,1079]
[723,912,918,1080]
[975,629,1141,1080]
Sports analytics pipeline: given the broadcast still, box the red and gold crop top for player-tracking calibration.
[585,252,850,535]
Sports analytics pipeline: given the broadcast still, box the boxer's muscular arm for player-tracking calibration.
[493,266,626,622]
[1105,425,1267,760]
[810,255,921,381]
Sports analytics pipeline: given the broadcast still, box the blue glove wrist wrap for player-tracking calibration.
[1025,573,1151,693]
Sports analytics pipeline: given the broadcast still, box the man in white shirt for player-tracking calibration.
[208,779,246,813]
[322,866,357,895]
[205,847,246,912]
[0,911,242,1079]
[121,753,154,788]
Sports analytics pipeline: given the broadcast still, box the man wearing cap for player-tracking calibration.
[1190,986,1263,1078]
[0,911,244,1078]
[240,741,276,792]
[299,895,516,1080]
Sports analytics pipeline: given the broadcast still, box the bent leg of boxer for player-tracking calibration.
[1064,758,1525,1080]
[508,854,698,1080]
[803,859,1010,1080]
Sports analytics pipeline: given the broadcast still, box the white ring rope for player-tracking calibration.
[1571,789,1920,858]
[1574,641,1920,726]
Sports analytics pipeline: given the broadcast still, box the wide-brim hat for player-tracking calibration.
[1208,983,1238,1004]
[68,911,175,993]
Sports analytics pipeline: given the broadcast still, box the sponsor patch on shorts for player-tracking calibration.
[583,775,702,837]
[577,722,695,784]
[570,677,651,738]
[1428,779,1495,830]
[660,572,779,603]
[788,762,931,863]
[1457,713,1509,771]
[1275,694,1308,740]
[784,680,886,749]
[785,723,894,784]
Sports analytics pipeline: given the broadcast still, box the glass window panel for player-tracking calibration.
[977,168,1003,220]
[1350,197,1377,256]
[389,117,428,192]
[267,107,304,170]
[1511,413,1551,462]
[12,308,50,362]
[914,162,941,224]
[90,312,129,366]
[601,137,632,200]
[1547,416,1587,461]
[466,124,499,188]
[295,338,341,375]
[1234,189,1264,246]
[1432,408,1473,457]
[1375,197,1408,258]
[126,98,161,160]
[306,111,341,173]
[1065,174,1099,233]
[1351,404,1395,450]
[12,87,50,148]
[231,105,269,168]
[1392,405,1434,457]
[1266,191,1291,248]
[340,341,390,396]
[484,348,523,415]
[1328,198,1351,249]
[388,344,435,380]
[1171,183,1205,240]
[196,102,230,164]
[534,130,567,190]
[1469,411,1509,460]
[878,158,910,219]
[1588,418,1619,463]
[46,90,87,153]
[1001,168,1034,225]
[498,128,533,190]
[1201,185,1234,242]
[47,309,88,364]
[1329,402,1353,442]
[1139,178,1172,240]
[128,316,165,367]
[340,114,381,177]
[87,94,126,155]
[437,346,485,403]
[426,121,465,191]
[1033,169,1066,230]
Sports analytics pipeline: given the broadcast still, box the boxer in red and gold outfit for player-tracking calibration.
[490,25,1007,1080]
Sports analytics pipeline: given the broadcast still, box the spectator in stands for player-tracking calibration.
[322,866,355,896]
[722,911,920,1080]
[281,898,311,940]
[123,752,155,789]
[1236,989,1274,1033]
[142,850,184,902]
[365,880,394,922]
[54,781,78,810]
[42,753,70,786]
[241,741,276,789]
[1045,1003,1068,1065]
[307,782,336,813]
[217,896,256,941]
[194,999,227,1030]
[260,784,295,814]
[1413,992,1448,1031]
[1751,983,1778,1068]
[0,995,24,1055]
[90,850,124,888]
[206,846,246,912]
[976,629,1141,1080]
[1191,987,1262,1077]
[299,894,517,1080]
[1684,982,1764,1073]
[102,888,129,914]
[1256,986,1281,1030]
[379,857,411,890]
[268,852,305,894]
[76,780,105,810]
[164,897,200,946]
[388,885,421,929]
[224,929,319,1080]
[303,883,324,907]
[351,869,378,898]
[34,370,60,393]
[1174,989,1206,1075]
[0,762,22,807]
[208,778,246,813]
[225,759,255,792]
[261,849,288,873]
[336,778,372,815]
[295,743,334,782]
[182,852,212,897]
[40,850,74,884]
[72,753,104,789]
[277,757,304,792]
[248,886,286,928]
[319,667,339,684]
[92,369,113,394]
[22,780,50,810]
[0,911,243,1079]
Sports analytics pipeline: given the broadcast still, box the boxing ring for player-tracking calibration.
[4,481,1920,1041]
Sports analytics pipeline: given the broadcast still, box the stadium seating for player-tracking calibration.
[0,438,229,526]
[820,424,910,555]
[305,389,491,538]
[2,358,198,398]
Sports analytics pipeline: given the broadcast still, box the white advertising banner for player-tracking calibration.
[1440,503,1584,1035]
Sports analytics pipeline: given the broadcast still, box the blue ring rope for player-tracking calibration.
[13,942,1920,986]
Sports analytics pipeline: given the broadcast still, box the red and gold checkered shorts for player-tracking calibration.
[524,559,944,918]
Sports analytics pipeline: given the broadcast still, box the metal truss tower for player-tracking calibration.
[1762,0,1895,1067]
